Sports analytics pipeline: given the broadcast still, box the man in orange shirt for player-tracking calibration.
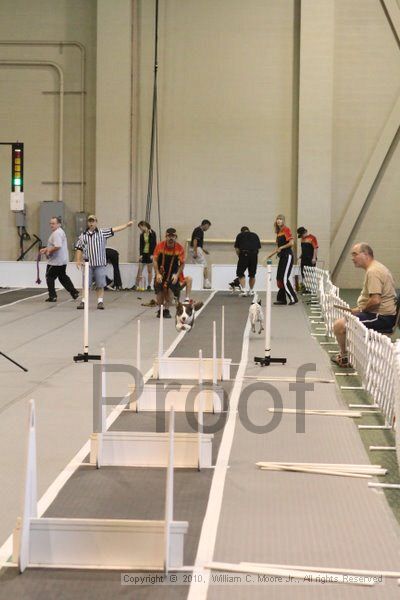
[153,228,186,318]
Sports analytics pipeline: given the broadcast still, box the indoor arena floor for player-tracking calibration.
[0,289,399,599]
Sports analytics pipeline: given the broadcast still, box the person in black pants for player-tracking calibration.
[297,226,318,292]
[268,214,298,305]
[229,226,261,296]
[132,221,157,291]
[105,247,123,290]
[40,216,79,302]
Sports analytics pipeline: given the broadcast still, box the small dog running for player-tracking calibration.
[175,301,204,332]
[249,295,264,334]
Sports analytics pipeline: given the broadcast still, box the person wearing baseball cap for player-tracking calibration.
[74,214,134,309]
[153,228,186,318]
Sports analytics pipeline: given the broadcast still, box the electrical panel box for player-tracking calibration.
[40,201,65,246]
[15,209,26,227]
[10,191,24,211]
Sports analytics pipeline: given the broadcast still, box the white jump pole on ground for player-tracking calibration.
[221,306,225,381]
[73,261,101,363]
[212,321,217,384]
[254,261,286,367]
[158,305,164,362]
[164,407,175,573]
[198,350,204,470]
[198,349,203,386]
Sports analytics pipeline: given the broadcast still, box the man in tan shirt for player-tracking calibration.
[332,243,397,367]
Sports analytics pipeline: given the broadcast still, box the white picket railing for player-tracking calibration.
[394,341,400,467]
[304,267,399,435]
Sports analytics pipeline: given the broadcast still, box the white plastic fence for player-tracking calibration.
[394,341,400,467]
[304,267,399,435]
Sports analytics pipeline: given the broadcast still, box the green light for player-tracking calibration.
[13,178,22,186]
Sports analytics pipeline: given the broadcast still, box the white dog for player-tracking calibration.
[175,301,204,332]
[249,296,264,334]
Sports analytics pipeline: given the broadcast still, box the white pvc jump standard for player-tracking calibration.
[198,350,204,470]
[254,261,286,367]
[73,261,101,363]
[213,321,217,385]
[221,306,225,379]
[136,319,141,375]
[13,400,188,572]
[90,349,213,469]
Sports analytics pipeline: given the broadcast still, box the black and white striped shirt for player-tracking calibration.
[75,228,114,267]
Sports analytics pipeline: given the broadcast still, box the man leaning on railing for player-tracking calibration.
[332,243,397,368]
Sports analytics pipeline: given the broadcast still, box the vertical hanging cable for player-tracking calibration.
[145,0,162,239]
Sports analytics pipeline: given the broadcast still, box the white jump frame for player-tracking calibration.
[91,349,213,469]
[13,400,188,572]
[129,309,225,413]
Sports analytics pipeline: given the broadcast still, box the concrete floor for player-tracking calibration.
[0,289,209,548]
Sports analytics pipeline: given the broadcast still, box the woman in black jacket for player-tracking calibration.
[132,221,157,291]
[267,214,298,305]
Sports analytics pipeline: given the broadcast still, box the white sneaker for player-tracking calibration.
[249,290,255,296]
[203,280,212,289]
[239,290,249,297]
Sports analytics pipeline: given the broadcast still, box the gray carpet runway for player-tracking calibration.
[0,290,185,550]
[171,292,247,362]
[207,301,400,600]
[0,292,250,600]
[0,288,45,306]
[2,295,400,599]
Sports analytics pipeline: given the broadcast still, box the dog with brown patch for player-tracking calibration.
[175,301,204,331]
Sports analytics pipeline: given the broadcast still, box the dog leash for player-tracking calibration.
[160,243,177,287]
[35,250,42,284]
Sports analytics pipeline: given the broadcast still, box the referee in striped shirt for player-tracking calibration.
[75,214,133,309]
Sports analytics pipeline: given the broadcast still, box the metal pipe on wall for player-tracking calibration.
[0,59,64,203]
[0,41,86,211]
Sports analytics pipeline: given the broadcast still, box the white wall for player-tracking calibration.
[96,0,134,261]
[132,0,298,263]
[0,0,97,259]
[332,0,400,287]
[0,0,399,288]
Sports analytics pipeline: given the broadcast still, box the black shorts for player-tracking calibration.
[236,251,258,278]
[154,279,183,298]
[140,253,153,264]
[356,312,396,332]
